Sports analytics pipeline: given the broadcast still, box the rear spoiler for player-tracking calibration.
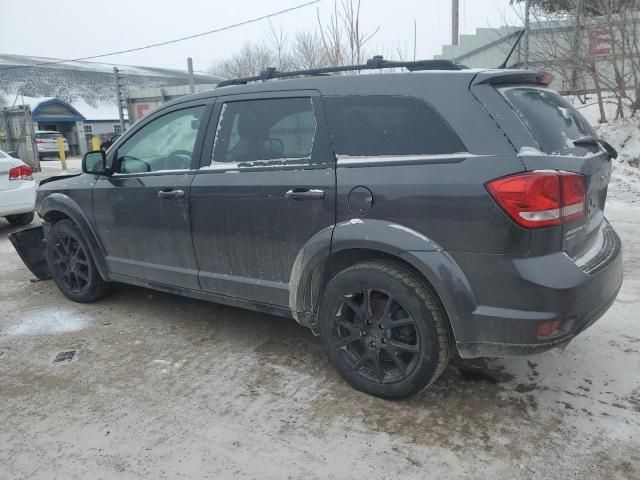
[472,70,554,87]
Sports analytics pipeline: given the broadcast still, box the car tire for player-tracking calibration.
[45,219,109,303]
[318,260,451,399]
[5,212,35,226]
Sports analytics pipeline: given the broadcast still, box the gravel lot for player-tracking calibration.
[1,163,639,479]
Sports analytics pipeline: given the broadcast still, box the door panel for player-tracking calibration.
[93,173,198,288]
[190,92,336,307]
[92,104,209,289]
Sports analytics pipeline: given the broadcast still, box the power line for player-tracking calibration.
[0,0,321,72]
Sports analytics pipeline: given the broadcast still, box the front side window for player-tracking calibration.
[322,95,465,156]
[210,98,316,165]
[116,106,204,173]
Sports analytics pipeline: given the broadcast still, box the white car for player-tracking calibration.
[0,149,36,226]
[35,130,69,160]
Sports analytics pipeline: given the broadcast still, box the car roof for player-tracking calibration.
[159,69,488,110]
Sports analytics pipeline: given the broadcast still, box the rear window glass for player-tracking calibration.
[322,95,465,156]
[499,86,595,155]
[0,150,8,158]
[36,132,63,138]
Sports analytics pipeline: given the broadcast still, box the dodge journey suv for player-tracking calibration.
[10,57,623,398]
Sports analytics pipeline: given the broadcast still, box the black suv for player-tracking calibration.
[11,58,623,398]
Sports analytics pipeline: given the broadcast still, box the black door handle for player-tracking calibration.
[157,189,185,199]
[285,188,325,200]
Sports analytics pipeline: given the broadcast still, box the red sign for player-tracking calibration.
[588,28,612,56]
[135,103,155,120]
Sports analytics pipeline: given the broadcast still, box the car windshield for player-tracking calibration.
[0,150,9,158]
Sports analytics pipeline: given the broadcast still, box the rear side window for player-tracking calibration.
[211,97,316,165]
[499,86,595,155]
[322,95,465,156]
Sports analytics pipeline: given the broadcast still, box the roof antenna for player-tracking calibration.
[497,29,525,69]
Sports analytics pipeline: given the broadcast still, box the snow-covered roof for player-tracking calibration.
[0,53,221,81]
[68,98,120,121]
[2,95,120,122]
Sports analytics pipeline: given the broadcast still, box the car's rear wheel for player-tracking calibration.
[45,219,109,302]
[5,212,34,226]
[318,260,451,399]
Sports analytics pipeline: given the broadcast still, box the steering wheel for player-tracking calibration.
[168,150,193,169]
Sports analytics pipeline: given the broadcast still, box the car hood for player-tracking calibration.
[39,170,83,186]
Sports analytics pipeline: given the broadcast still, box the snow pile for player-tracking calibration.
[594,120,640,203]
[568,95,640,203]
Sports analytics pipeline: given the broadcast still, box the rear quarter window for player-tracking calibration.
[498,86,595,155]
[322,95,465,156]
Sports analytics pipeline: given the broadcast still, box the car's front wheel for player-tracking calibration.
[45,219,109,302]
[318,260,451,399]
[5,212,34,226]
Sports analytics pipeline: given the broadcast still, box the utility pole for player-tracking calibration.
[113,67,126,133]
[413,20,417,61]
[452,0,459,45]
[187,57,195,94]
[524,0,530,69]
[571,0,583,93]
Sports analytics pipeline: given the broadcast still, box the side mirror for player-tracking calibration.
[82,150,107,174]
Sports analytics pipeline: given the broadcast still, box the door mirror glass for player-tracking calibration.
[82,150,107,174]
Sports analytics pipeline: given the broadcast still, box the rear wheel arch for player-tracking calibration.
[296,246,458,349]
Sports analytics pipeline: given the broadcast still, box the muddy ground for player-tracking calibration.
[1,167,638,478]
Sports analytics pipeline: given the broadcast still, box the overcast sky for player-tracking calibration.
[0,0,523,74]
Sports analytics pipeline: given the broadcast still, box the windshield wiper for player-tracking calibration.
[573,136,618,159]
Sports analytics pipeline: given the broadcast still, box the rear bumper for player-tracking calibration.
[0,181,36,217]
[411,220,623,358]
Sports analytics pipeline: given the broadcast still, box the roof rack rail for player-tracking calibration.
[216,55,468,87]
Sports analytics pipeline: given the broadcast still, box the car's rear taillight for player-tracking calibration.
[8,165,33,181]
[36,138,44,143]
[486,171,585,229]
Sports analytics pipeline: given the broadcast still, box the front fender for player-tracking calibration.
[39,193,109,279]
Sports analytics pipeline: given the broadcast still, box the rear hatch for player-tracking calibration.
[472,72,615,255]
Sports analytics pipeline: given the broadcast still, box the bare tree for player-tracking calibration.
[208,0,380,77]
[339,0,380,64]
[290,31,325,69]
[316,3,344,67]
[509,0,640,122]
[208,42,275,79]
[266,22,294,71]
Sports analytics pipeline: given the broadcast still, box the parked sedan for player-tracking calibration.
[35,130,69,160]
[0,149,36,226]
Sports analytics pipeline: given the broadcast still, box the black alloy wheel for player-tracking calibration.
[334,288,421,384]
[45,219,109,303]
[319,261,451,399]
